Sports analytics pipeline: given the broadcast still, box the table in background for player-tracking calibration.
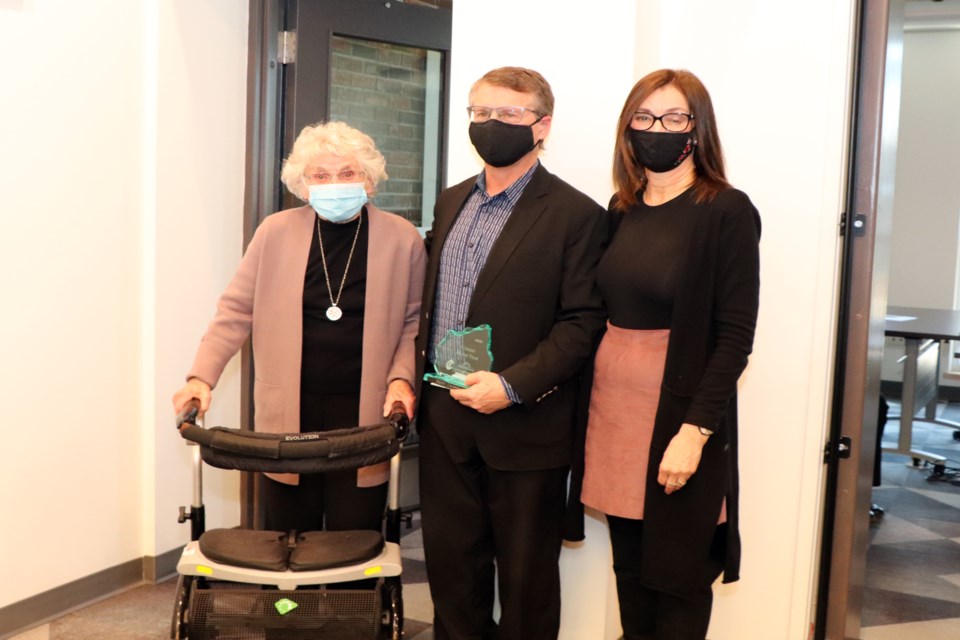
[884,306,960,471]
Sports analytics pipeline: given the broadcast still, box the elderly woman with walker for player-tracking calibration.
[172,121,426,535]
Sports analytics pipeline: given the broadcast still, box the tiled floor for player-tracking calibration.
[860,399,960,637]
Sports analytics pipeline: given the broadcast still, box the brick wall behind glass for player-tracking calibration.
[330,37,427,225]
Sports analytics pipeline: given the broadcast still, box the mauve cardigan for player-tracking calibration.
[187,204,426,486]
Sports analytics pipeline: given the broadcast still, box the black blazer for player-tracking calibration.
[415,164,608,471]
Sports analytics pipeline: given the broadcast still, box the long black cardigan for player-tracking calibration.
[567,187,761,595]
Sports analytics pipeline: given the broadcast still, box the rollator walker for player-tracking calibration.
[171,400,409,639]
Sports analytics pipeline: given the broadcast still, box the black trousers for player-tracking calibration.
[260,470,387,533]
[260,390,387,533]
[419,385,569,640]
[607,516,724,640]
[873,395,889,487]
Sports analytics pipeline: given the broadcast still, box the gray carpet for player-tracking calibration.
[862,400,960,629]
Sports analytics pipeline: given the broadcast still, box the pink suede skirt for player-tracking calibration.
[582,323,669,519]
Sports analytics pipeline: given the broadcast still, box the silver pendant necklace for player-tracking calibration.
[316,213,362,322]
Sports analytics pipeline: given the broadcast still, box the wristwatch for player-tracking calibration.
[697,426,714,437]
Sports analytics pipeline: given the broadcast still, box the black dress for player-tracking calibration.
[261,210,387,533]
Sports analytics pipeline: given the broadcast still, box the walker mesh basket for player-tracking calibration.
[187,579,383,640]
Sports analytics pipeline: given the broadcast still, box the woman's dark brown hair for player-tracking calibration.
[612,69,729,210]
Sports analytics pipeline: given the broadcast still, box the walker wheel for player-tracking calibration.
[170,574,193,639]
[381,577,403,640]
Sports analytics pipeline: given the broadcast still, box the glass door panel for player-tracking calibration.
[329,35,442,230]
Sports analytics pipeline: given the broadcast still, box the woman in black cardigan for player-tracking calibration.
[581,69,760,639]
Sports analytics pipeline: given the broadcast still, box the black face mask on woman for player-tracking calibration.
[469,119,541,168]
[628,129,695,173]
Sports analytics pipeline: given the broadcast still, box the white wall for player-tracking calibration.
[0,0,144,606]
[0,0,246,609]
[150,0,248,557]
[451,2,854,638]
[888,29,960,309]
[882,27,960,382]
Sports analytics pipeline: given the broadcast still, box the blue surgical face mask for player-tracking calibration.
[308,182,368,223]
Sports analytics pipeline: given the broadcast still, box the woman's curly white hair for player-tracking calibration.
[280,121,388,201]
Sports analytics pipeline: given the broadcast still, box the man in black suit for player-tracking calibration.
[415,67,608,640]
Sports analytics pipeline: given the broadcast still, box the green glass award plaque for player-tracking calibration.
[423,324,494,389]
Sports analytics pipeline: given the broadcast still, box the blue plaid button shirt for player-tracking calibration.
[427,163,540,404]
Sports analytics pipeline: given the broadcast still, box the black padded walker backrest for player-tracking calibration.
[178,422,401,474]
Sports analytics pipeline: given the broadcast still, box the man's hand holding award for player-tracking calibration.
[424,325,512,414]
[424,324,494,389]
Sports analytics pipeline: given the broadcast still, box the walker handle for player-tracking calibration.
[176,398,201,430]
[389,401,409,440]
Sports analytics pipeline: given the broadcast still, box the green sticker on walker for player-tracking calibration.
[275,598,298,615]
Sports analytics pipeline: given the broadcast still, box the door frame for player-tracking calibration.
[816,1,904,637]
[238,0,286,528]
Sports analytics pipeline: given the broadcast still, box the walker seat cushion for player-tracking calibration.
[198,529,289,571]
[289,530,385,571]
[196,528,385,572]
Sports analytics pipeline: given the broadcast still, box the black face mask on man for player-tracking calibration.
[628,129,696,173]
[469,119,542,168]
